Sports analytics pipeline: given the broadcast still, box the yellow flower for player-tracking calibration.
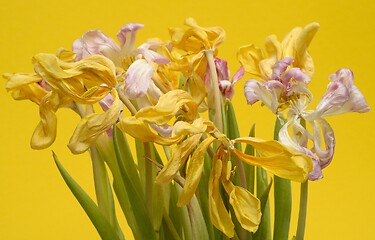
[4,50,120,153]
[238,23,319,79]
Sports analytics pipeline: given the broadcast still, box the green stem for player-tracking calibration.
[90,146,112,222]
[205,49,223,132]
[295,176,309,240]
[144,142,153,218]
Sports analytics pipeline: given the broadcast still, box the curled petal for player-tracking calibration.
[33,53,117,103]
[272,57,293,79]
[311,118,335,169]
[244,80,281,113]
[68,90,120,154]
[117,23,144,54]
[125,59,154,99]
[31,92,60,149]
[99,92,114,112]
[281,67,310,84]
[259,35,282,79]
[135,89,197,125]
[150,124,173,138]
[156,134,202,184]
[177,136,216,206]
[232,66,245,84]
[219,80,234,99]
[233,137,313,182]
[4,73,47,104]
[172,118,208,137]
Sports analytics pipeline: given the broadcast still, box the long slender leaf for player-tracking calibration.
[52,152,120,240]
[113,126,156,240]
[273,117,292,240]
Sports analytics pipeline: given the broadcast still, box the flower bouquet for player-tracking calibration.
[4,18,369,240]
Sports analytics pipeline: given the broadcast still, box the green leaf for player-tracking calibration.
[113,126,157,240]
[244,124,256,194]
[273,117,292,240]
[52,152,120,240]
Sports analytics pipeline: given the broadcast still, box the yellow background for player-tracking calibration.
[1,0,374,239]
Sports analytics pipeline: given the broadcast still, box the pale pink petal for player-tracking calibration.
[138,43,170,64]
[311,118,335,169]
[99,93,114,112]
[244,80,280,113]
[231,66,244,84]
[73,30,120,62]
[117,23,144,53]
[271,57,293,79]
[214,58,230,81]
[125,59,154,99]
[150,124,173,137]
[281,68,310,84]
[312,68,370,118]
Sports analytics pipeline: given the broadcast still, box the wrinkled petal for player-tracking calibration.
[233,137,313,182]
[31,91,60,149]
[125,59,154,99]
[244,80,281,113]
[68,90,120,154]
[150,124,173,138]
[311,118,335,169]
[118,116,183,145]
[177,136,216,206]
[33,53,117,103]
[281,67,310,84]
[135,89,197,125]
[156,134,202,184]
[219,80,234,99]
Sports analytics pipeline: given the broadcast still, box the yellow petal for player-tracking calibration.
[233,137,313,182]
[68,90,120,154]
[208,159,234,238]
[171,118,208,137]
[259,35,282,78]
[156,133,202,184]
[118,116,183,146]
[177,136,216,206]
[30,91,59,149]
[135,89,197,125]
[186,73,207,106]
[237,44,264,77]
[32,53,116,103]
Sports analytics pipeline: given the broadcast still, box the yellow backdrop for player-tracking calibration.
[1,0,374,239]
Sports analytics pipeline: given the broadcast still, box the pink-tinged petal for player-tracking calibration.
[214,58,230,81]
[125,59,154,99]
[99,93,114,112]
[219,80,234,99]
[281,67,310,84]
[138,43,170,64]
[150,124,173,138]
[307,153,323,180]
[232,66,244,84]
[311,68,370,118]
[244,80,280,113]
[311,118,335,169]
[271,57,293,79]
[117,23,144,53]
[73,30,121,63]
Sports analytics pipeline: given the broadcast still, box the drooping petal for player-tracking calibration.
[233,137,313,182]
[311,118,335,169]
[244,80,282,113]
[30,91,60,149]
[178,136,216,206]
[137,43,170,64]
[209,159,235,238]
[124,59,154,100]
[156,134,202,184]
[4,73,47,104]
[68,90,121,154]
